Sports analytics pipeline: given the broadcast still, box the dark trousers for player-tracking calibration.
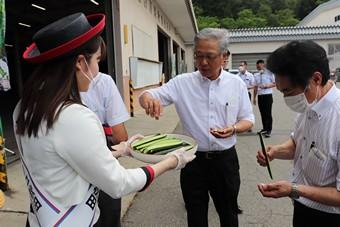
[258,94,273,132]
[293,201,340,227]
[94,191,121,227]
[180,147,240,227]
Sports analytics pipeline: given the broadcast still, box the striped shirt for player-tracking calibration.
[291,84,340,214]
[254,69,275,95]
[144,70,255,151]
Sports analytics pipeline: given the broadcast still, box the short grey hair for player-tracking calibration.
[194,28,230,54]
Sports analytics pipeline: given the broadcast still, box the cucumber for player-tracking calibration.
[132,134,165,149]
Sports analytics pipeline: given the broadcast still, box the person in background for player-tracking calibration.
[80,71,129,227]
[223,50,231,71]
[15,12,195,227]
[139,28,254,227]
[253,59,276,138]
[238,61,255,101]
[257,40,340,227]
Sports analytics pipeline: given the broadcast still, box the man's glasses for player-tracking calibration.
[194,52,221,62]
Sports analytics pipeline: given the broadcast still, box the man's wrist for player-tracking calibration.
[232,124,237,135]
[289,183,300,199]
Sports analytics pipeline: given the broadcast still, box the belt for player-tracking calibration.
[196,146,235,159]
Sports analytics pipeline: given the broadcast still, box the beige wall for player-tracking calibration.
[119,0,195,110]
[227,41,288,69]
[302,7,340,26]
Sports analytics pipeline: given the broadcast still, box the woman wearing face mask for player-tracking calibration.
[14,13,195,227]
[256,40,340,227]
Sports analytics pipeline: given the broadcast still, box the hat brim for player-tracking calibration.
[23,14,106,63]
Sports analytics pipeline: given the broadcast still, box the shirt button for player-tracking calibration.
[300,155,302,159]
[292,172,295,176]
[210,116,213,119]
[303,137,306,140]
[308,117,311,120]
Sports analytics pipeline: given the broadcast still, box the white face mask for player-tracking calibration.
[284,93,308,113]
[80,59,99,87]
[284,85,320,113]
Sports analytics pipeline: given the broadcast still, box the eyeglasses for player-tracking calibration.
[194,52,221,62]
[279,86,307,97]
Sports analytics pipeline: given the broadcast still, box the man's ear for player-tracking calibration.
[75,55,85,71]
[311,72,323,86]
[223,52,228,61]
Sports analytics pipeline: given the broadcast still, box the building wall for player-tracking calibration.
[229,39,340,71]
[119,0,195,109]
[300,7,340,26]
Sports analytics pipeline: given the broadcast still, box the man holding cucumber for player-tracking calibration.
[256,40,340,227]
[139,28,254,227]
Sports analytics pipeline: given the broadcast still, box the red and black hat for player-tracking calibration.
[23,12,105,63]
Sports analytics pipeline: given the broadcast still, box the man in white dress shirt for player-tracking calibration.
[257,40,340,227]
[253,60,276,138]
[81,72,129,227]
[139,28,254,227]
[238,61,254,101]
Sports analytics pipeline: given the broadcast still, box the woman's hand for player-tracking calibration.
[166,147,196,170]
[111,134,144,158]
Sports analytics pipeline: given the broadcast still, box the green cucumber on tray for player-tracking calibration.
[132,134,194,155]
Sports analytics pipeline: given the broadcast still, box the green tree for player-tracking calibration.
[220,17,238,29]
[193,0,330,29]
[235,9,267,28]
[197,16,221,30]
[277,9,299,26]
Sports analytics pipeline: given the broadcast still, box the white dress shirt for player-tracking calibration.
[13,103,147,226]
[291,84,340,214]
[254,69,275,95]
[238,71,255,89]
[143,70,255,151]
[80,72,130,126]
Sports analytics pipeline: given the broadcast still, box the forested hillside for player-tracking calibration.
[193,0,330,29]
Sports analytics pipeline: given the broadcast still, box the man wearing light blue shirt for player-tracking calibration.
[139,28,254,227]
[253,60,276,138]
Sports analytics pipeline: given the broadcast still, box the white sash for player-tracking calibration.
[17,137,98,226]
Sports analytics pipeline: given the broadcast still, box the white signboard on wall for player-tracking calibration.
[129,57,163,89]
[132,25,153,60]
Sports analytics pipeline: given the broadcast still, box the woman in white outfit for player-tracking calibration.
[14,12,195,227]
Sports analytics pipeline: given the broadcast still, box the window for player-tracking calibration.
[328,44,340,55]
[335,15,340,22]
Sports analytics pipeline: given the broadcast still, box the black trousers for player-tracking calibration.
[180,147,240,227]
[258,94,273,132]
[94,192,121,227]
[293,201,340,227]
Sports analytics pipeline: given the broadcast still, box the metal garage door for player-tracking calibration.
[231,53,271,72]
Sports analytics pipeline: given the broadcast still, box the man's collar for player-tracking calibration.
[198,67,224,83]
[311,83,339,119]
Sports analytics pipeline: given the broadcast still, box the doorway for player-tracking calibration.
[157,29,170,82]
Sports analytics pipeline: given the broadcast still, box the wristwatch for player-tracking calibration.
[289,183,300,199]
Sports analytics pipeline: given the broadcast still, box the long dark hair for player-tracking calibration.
[16,35,106,137]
